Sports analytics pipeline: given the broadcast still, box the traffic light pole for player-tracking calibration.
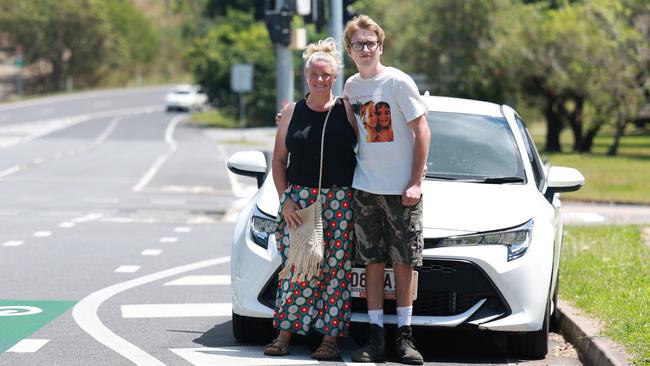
[276,43,294,111]
[330,0,344,97]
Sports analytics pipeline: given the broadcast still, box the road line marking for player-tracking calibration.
[2,240,24,247]
[121,303,231,318]
[141,249,162,256]
[150,198,186,206]
[160,237,178,243]
[164,275,230,286]
[170,346,318,365]
[0,165,23,179]
[83,197,119,204]
[71,213,103,223]
[115,265,140,273]
[94,116,123,144]
[174,226,191,233]
[73,256,230,366]
[132,114,185,192]
[6,339,50,353]
[33,157,45,164]
[59,222,76,228]
[33,231,52,237]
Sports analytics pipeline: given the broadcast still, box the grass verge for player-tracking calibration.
[560,225,650,364]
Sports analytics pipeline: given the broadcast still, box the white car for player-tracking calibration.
[226,95,584,359]
[164,84,208,112]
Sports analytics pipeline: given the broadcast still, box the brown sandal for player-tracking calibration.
[264,337,290,356]
[311,339,341,360]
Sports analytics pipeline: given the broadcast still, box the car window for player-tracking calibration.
[514,115,546,191]
[426,112,526,182]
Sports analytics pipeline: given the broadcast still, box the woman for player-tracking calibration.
[361,100,378,142]
[265,38,357,361]
[374,101,394,142]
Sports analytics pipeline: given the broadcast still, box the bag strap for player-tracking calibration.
[316,97,338,203]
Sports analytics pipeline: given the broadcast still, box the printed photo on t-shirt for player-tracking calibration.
[356,100,394,143]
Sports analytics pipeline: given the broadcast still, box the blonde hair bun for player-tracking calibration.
[303,37,340,72]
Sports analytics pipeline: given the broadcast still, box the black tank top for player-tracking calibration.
[286,98,357,188]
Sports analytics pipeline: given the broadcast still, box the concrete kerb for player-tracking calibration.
[557,300,632,366]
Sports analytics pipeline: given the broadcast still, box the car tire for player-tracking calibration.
[232,312,274,343]
[508,299,549,359]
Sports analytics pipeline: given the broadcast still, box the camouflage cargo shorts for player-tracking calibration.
[353,189,423,267]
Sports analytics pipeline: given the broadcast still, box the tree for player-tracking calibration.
[186,9,276,125]
[0,0,117,91]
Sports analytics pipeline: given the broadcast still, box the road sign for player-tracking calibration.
[230,64,253,93]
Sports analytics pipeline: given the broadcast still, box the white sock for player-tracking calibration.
[397,306,413,328]
[368,309,384,327]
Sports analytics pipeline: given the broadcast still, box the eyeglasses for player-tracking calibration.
[349,41,381,52]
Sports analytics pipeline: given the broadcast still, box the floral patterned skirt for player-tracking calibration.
[273,184,354,337]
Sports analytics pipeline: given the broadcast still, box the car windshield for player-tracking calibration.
[426,112,526,183]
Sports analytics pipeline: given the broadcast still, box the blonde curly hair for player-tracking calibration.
[302,37,339,74]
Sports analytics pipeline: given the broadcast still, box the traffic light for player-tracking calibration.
[265,5,292,46]
[343,0,358,23]
[302,0,325,33]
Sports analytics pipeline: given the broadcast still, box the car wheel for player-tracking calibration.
[232,312,274,343]
[508,299,549,359]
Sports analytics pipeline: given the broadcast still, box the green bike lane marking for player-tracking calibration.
[0,300,76,353]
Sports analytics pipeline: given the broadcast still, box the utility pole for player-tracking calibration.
[330,0,344,97]
[265,1,294,111]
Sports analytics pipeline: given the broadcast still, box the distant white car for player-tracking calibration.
[227,95,585,359]
[165,84,208,112]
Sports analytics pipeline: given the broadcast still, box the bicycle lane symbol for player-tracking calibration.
[0,300,76,354]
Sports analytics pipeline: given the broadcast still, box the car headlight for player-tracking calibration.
[437,219,533,261]
[249,206,277,249]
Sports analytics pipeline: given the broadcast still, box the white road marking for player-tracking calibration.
[164,275,230,286]
[141,249,162,256]
[33,231,52,237]
[83,197,119,204]
[150,198,187,206]
[33,157,45,164]
[6,339,50,353]
[160,237,178,243]
[174,226,191,233]
[71,213,103,223]
[94,116,122,144]
[170,346,318,366]
[58,222,76,228]
[569,212,607,223]
[0,165,23,179]
[2,240,24,247]
[121,303,231,318]
[73,256,230,366]
[132,114,186,192]
[115,265,140,273]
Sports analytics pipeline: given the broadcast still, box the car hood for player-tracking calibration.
[256,178,537,237]
[421,180,535,236]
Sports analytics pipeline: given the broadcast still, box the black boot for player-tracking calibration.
[396,326,423,365]
[351,324,386,362]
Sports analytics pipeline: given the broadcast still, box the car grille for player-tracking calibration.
[259,260,507,318]
[351,260,507,317]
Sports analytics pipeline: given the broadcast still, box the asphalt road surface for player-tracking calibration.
[0,87,581,365]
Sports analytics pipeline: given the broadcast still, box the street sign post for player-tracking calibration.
[230,64,254,139]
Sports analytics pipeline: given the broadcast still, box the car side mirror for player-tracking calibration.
[227,151,268,188]
[546,166,585,199]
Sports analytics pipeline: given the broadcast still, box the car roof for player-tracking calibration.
[422,95,504,118]
[173,84,195,92]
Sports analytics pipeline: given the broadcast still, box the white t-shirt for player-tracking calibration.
[344,67,428,195]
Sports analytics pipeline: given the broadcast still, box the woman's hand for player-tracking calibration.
[282,199,302,229]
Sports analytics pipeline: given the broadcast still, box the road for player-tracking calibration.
[0,87,580,365]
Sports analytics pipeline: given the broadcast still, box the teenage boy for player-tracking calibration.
[343,15,430,365]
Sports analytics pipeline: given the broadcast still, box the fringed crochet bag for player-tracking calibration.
[278,98,338,283]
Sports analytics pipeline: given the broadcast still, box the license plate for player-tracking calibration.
[350,268,418,300]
